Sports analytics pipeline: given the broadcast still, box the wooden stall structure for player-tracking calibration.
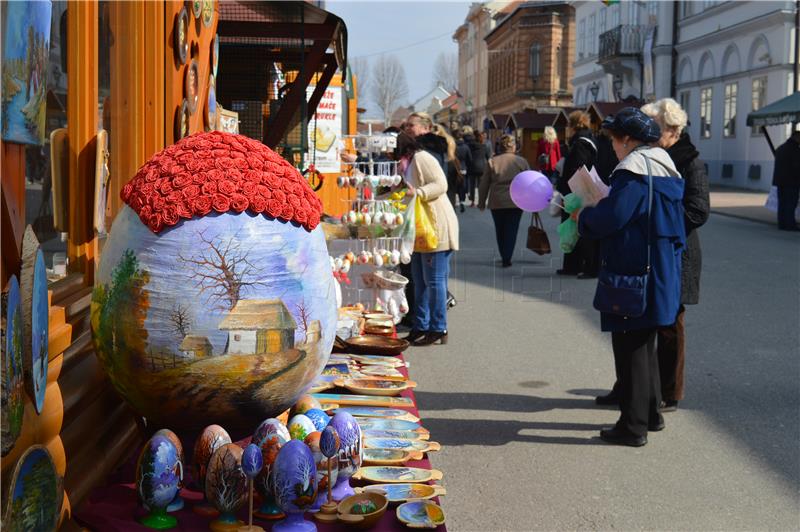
[585,99,643,132]
[0,0,349,526]
[505,110,560,166]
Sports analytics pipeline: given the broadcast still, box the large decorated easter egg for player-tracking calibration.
[91,132,336,431]
[205,443,248,515]
[328,411,363,479]
[192,424,231,490]
[136,434,181,511]
[272,440,317,514]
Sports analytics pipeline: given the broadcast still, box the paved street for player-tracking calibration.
[404,207,800,531]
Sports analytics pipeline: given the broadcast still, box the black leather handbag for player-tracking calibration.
[592,156,653,318]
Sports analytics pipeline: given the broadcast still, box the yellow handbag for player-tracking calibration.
[413,196,438,252]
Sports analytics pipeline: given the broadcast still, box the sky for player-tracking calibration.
[326,0,471,118]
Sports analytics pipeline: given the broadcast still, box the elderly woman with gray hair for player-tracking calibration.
[595,98,709,414]
[478,135,530,267]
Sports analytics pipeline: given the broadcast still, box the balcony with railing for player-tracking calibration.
[599,25,645,63]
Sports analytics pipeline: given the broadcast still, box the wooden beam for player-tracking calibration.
[66,1,98,271]
[217,20,334,41]
[307,60,338,118]
[264,40,328,148]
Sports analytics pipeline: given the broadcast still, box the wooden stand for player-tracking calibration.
[237,478,264,532]
[313,459,338,523]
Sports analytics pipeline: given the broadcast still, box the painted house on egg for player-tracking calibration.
[219,299,297,355]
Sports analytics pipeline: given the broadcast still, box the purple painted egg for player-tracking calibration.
[288,414,316,441]
[205,443,247,514]
[328,412,362,478]
[242,443,263,478]
[136,434,181,511]
[304,408,330,431]
[304,431,338,492]
[319,426,340,459]
[192,424,231,489]
[252,418,290,447]
[272,439,318,513]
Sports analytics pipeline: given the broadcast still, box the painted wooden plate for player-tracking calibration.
[201,0,214,27]
[322,363,351,376]
[355,418,426,433]
[211,34,219,78]
[2,445,63,530]
[333,407,419,423]
[174,7,189,64]
[2,275,24,456]
[359,366,404,378]
[338,378,416,397]
[307,378,334,394]
[363,438,441,453]
[21,229,48,415]
[206,75,217,129]
[363,429,429,441]
[185,60,199,114]
[396,500,446,529]
[353,467,442,484]
[312,393,414,408]
[357,484,446,503]
[347,354,405,367]
[192,0,202,18]
[362,449,422,466]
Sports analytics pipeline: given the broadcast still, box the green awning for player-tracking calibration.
[747,91,800,127]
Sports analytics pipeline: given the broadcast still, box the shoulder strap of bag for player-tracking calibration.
[578,136,597,153]
[643,155,653,274]
[530,212,544,229]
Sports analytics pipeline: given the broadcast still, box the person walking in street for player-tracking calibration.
[478,135,530,268]
[772,130,800,231]
[479,130,494,157]
[462,125,489,207]
[557,111,598,277]
[396,132,460,347]
[578,108,686,446]
[453,128,472,212]
[432,123,461,211]
[537,126,562,181]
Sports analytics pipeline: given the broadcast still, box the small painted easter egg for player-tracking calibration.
[288,414,316,441]
[292,394,322,416]
[242,443,263,479]
[304,408,331,431]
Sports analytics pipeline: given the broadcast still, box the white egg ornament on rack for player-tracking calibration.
[363,213,372,226]
[390,250,401,266]
[395,213,404,226]
[400,250,412,264]
[357,251,370,265]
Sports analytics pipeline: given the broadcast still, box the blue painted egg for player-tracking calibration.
[136,434,180,511]
[328,412,362,479]
[242,443,263,478]
[319,426,340,458]
[304,408,330,431]
[272,439,317,513]
[288,414,316,441]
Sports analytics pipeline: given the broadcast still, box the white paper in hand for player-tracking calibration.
[568,165,609,207]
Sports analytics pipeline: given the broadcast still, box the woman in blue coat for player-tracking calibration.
[578,108,686,446]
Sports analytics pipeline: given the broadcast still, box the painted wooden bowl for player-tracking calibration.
[313,393,414,408]
[339,378,416,397]
[396,500,446,529]
[344,336,409,356]
[363,439,441,454]
[358,366,404,378]
[355,418,426,433]
[357,484,446,503]
[362,429,429,441]
[336,492,388,530]
[346,354,405,367]
[333,407,419,422]
[361,448,422,466]
[192,425,231,489]
[352,466,443,484]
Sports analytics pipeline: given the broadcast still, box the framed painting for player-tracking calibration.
[1,0,53,145]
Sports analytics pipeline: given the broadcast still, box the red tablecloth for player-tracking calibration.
[73,354,446,531]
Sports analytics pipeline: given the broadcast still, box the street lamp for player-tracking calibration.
[590,81,600,102]
[613,74,624,101]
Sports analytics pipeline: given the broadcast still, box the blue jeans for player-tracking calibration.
[411,250,452,332]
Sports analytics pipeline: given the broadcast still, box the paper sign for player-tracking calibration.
[568,165,609,207]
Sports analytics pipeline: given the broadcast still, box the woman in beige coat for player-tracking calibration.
[478,135,529,267]
[397,133,459,346]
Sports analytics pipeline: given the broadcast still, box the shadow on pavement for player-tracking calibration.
[414,390,596,414]
[421,417,607,447]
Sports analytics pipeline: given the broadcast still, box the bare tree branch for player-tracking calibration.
[178,229,267,311]
[168,303,192,338]
[432,52,458,92]
[371,55,409,127]
[350,56,370,106]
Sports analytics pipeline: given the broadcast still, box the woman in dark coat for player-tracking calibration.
[578,108,686,446]
[557,111,598,276]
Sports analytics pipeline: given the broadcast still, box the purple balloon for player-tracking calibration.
[510,170,553,212]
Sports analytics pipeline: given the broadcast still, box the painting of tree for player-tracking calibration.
[4,447,60,532]
[91,249,151,378]
[168,303,192,338]
[178,229,269,312]
[295,300,310,335]
[205,444,247,514]
[2,277,25,456]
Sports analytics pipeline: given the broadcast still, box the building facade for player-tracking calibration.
[485,1,576,117]
[571,0,797,191]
